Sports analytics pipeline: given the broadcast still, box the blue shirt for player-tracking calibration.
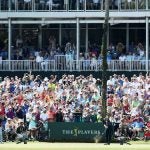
[132,121,144,129]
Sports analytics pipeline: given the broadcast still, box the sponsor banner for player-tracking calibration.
[48,122,105,142]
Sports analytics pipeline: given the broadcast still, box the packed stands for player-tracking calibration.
[0,73,150,142]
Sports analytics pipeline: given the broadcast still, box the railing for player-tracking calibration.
[0,0,149,12]
[0,59,149,71]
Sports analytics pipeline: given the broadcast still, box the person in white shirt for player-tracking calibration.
[122,77,130,95]
[119,54,126,61]
[107,76,115,87]
[131,107,141,117]
[25,90,33,100]
[36,52,43,63]
[26,109,33,125]
[40,109,49,131]
[40,110,48,122]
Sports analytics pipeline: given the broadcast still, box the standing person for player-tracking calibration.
[103,118,114,145]
[0,120,3,144]
[64,0,68,10]
[55,108,64,122]
[28,112,37,140]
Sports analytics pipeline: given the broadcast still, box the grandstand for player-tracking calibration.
[0,1,150,145]
[0,0,149,72]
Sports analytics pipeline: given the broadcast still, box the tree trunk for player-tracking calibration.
[101,0,109,119]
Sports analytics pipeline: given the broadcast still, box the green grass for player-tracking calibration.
[0,142,150,150]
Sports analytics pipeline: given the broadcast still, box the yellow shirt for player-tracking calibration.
[48,83,56,91]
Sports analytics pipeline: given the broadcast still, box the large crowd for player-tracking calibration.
[0,72,150,143]
[0,34,146,63]
[0,0,146,11]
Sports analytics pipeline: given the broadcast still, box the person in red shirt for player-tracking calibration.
[17,92,24,105]
[0,102,5,120]
[107,94,114,114]
[123,99,130,115]
[47,107,56,122]
[144,122,150,140]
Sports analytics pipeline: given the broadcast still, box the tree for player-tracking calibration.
[101,0,109,119]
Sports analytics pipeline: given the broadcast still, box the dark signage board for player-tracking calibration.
[48,122,105,142]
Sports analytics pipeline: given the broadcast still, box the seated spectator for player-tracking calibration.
[132,118,145,138]
[5,118,16,142]
[144,121,150,140]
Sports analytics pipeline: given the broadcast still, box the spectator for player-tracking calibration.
[0,120,3,144]
[0,72,149,142]
[16,120,28,144]
[55,108,63,122]
[132,118,145,138]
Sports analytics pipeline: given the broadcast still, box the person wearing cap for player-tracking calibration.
[103,117,114,145]
[16,120,28,144]
[55,108,63,122]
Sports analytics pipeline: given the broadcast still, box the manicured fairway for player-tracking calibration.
[0,142,150,150]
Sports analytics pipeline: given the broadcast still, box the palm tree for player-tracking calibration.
[101,0,109,119]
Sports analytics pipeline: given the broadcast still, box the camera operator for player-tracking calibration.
[16,120,28,144]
